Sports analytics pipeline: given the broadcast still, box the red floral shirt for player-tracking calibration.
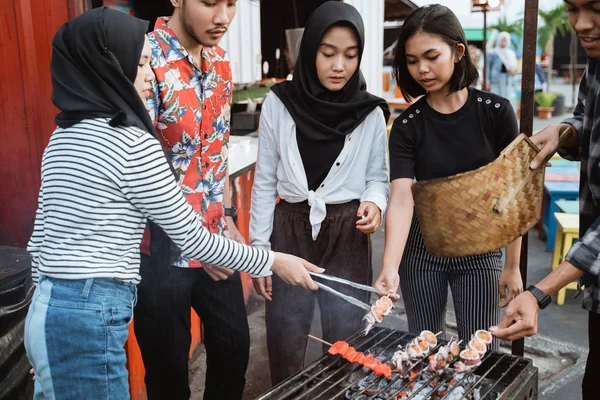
[145,17,232,268]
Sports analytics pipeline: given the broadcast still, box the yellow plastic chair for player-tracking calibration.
[551,212,580,305]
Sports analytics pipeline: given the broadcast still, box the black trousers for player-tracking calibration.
[266,200,371,385]
[400,215,502,350]
[134,254,250,400]
[583,311,600,400]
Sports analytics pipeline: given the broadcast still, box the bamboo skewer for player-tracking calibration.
[309,333,461,350]
[308,334,333,347]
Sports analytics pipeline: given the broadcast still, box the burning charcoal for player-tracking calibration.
[444,385,466,400]
[374,377,392,392]
[387,376,407,391]
[345,391,367,400]
[473,330,493,346]
[356,371,379,389]
[414,384,434,399]
[433,382,451,398]
[348,367,371,383]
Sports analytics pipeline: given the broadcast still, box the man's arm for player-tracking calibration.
[492,205,600,342]
[490,261,584,341]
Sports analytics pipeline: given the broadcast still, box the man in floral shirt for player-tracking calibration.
[133,1,250,399]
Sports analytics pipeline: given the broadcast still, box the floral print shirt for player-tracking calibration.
[147,17,232,268]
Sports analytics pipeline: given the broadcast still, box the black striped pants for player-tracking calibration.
[399,215,502,350]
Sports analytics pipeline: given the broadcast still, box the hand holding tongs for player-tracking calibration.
[308,272,399,317]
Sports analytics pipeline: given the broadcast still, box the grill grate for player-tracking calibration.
[256,327,538,400]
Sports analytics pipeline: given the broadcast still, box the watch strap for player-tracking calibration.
[526,285,551,309]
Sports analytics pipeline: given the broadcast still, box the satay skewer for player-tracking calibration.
[308,334,333,347]
[310,334,393,378]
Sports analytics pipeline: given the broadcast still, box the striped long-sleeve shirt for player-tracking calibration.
[27,119,274,284]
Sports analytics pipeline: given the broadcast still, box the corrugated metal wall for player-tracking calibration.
[0,0,74,247]
[343,0,385,97]
[220,0,262,84]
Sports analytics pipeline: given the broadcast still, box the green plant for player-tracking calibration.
[534,92,558,108]
[538,3,571,92]
[490,15,523,48]
[537,3,570,52]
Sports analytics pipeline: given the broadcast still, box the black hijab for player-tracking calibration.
[271,1,390,142]
[52,7,180,261]
[51,7,155,135]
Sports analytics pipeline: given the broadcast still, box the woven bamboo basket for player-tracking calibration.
[412,130,573,258]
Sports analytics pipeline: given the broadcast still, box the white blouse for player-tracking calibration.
[250,92,390,251]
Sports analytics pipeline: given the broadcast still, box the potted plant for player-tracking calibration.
[534,92,558,119]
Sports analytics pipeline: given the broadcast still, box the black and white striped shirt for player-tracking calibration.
[27,119,274,284]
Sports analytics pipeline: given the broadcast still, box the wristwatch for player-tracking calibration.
[225,206,238,222]
[526,285,551,309]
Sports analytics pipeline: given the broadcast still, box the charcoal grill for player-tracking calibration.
[256,327,538,400]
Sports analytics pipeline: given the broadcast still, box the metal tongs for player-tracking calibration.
[308,271,383,295]
[308,271,386,312]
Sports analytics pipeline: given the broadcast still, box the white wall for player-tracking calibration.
[220,0,262,84]
[343,0,385,97]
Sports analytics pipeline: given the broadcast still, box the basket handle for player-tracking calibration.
[493,126,575,214]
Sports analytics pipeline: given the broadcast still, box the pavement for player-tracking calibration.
[190,79,590,400]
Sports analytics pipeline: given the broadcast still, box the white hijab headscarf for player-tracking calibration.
[495,31,518,71]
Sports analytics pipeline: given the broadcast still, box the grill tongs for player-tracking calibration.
[308,271,386,312]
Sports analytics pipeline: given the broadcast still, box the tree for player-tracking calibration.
[538,3,571,91]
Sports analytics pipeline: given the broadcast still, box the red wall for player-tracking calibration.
[0,0,83,247]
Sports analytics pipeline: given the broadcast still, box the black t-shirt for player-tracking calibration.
[389,88,518,182]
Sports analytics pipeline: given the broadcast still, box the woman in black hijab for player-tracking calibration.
[25,8,321,398]
[249,1,391,384]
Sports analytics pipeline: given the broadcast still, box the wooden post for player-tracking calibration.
[483,5,488,89]
[513,0,539,358]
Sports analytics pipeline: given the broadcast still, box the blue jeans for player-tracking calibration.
[24,276,137,400]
